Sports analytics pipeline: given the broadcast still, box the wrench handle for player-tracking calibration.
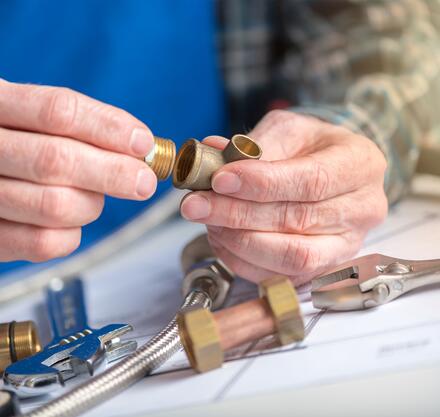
[46,278,89,340]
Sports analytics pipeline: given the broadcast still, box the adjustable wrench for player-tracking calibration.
[3,277,137,397]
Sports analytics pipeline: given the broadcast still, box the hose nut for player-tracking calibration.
[258,276,305,345]
[0,321,41,373]
[177,308,223,373]
[181,234,234,310]
[173,134,262,190]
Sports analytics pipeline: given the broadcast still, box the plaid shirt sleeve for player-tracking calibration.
[218,0,440,204]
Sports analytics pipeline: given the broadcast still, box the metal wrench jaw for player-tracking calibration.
[3,324,136,397]
[310,254,440,311]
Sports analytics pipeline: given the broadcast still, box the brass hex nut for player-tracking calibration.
[177,307,224,373]
[259,277,305,345]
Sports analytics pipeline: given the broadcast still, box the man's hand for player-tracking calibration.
[181,110,388,286]
[0,79,156,262]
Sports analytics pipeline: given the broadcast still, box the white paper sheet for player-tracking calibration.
[1,176,440,417]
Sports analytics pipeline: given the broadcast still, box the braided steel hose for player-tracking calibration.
[25,291,210,417]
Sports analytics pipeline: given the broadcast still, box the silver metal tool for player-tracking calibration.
[312,254,440,311]
[3,277,137,397]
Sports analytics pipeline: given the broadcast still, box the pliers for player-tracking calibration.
[311,254,440,311]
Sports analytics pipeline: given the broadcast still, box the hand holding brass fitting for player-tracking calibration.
[144,134,262,190]
[0,321,41,373]
[177,276,305,373]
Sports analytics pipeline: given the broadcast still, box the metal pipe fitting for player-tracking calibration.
[0,321,41,373]
[144,136,176,181]
[172,134,262,190]
[181,234,234,310]
[177,276,305,373]
[143,134,261,190]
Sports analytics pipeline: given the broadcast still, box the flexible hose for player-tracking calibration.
[24,291,210,417]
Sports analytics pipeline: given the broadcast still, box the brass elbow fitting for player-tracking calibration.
[144,134,262,190]
[173,134,262,190]
[0,321,42,373]
[177,276,305,373]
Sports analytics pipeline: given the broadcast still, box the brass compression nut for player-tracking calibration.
[144,136,176,180]
[173,134,262,190]
[177,308,223,373]
[258,277,305,345]
[0,321,42,373]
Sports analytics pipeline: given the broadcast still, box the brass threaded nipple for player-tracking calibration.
[145,136,176,181]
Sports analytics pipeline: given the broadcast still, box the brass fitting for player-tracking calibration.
[177,308,223,373]
[259,276,305,345]
[0,321,41,373]
[144,136,176,180]
[173,134,262,190]
[144,134,261,190]
[178,276,305,373]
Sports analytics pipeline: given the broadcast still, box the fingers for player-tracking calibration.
[0,127,157,200]
[0,177,104,228]
[211,136,386,203]
[181,188,387,234]
[0,79,153,157]
[208,237,318,287]
[207,227,364,277]
[202,135,228,150]
[0,219,81,262]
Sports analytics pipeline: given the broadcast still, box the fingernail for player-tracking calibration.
[181,194,211,220]
[136,169,155,198]
[212,171,241,194]
[130,127,154,156]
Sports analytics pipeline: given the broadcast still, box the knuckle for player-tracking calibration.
[263,109,294,129]
[230,199,251,229]
[39,188,68,225]
[229,230,253,254]
[30,229,58,262]
[255,168,279,202]
[280,239,319,273]
[38,87,78,133]
[103,156,126,193]
[291,203,315,233]
[30,228,81,262]
[98,105,127,138]
[307,159,330,201]
[33,140,71,181]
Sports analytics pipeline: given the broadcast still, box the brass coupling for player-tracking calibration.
[0,321,41,373]
[145,134,262,190]
[177,276,305,373]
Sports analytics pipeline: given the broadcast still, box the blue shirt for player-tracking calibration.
[0,0,227,275]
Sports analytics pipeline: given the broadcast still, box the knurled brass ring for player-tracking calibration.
[177,308,223,373]
[0,321,41,373]
[259,276,305,345]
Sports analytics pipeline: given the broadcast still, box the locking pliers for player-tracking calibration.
[311,254,440,310]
